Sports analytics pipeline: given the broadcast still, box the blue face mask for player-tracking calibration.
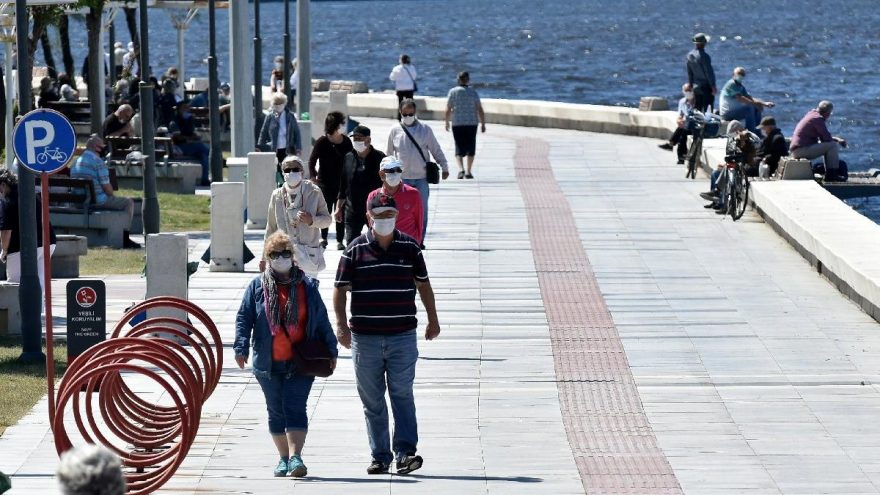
[181,111,192,119]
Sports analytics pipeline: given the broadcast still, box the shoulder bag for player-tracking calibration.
[290,283,334,377]
[400,124,440,184]
[403,65,418,92]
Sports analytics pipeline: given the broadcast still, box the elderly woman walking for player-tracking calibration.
[234,231,339,478]
[266,156,331,276]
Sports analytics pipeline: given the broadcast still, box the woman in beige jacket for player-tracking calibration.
[265,156,332,276]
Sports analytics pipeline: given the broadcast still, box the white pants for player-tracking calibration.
[7,244,56,312]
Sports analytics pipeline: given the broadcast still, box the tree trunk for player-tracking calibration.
[59,14,76,80]
[124,7,139,51]
[86,7,103,135]
[39,30,57,80]
[28,13,48,61]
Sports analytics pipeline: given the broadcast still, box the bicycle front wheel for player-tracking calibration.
[686,136,703,180]
[732,174,749,221]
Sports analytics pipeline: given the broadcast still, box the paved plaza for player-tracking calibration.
[3,118,880,494]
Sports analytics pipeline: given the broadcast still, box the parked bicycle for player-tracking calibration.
[684,110,722,179]
[722,151,749,221]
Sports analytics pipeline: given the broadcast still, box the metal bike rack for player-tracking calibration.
[53,297,223,495]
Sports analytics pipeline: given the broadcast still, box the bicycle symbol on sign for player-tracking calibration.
[36,146,69,165]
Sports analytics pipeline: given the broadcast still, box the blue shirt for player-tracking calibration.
[720,79,751,115]
[686,48,716,88]
[70,149,110,205]
[446,85,482,126]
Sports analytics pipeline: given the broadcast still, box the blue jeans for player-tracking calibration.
[255,361,315,435]
[722,105,762,135]
[351,330,419,464]
[404,178,429,241]
[177,141,211,182]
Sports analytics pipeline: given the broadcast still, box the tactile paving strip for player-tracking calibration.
[515,138,683,494]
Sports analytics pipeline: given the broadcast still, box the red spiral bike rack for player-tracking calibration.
[53,297,224,494]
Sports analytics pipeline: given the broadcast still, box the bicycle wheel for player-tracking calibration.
[36,153,47,165]
[732,173,749,221]
[57,151,68,162]
[686,135,703,179]
[725,170,737,218]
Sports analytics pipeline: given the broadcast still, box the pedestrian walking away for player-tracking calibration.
[658,83,695,164]
[309,111,353,250]
[386,98,449,245]
[389,54,417,119]
[686,33,717,112]
[234,231,339,479]
[336,125,385,245]
[333,193,441,476]
[445,71,486,179]
[367,157,424,246]
[265,156,331,277]
[258,93,303,185]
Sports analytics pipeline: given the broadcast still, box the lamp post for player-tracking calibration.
[283,0,291,107]
[169,8,198,101]
[139,0,159,234]
[296,0,310,118]
[207,0,221,182]
[0,12,15,170]
[252,0,261,141]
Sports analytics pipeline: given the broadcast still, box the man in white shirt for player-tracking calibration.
[389,54,417,120]
[386,98,449,245]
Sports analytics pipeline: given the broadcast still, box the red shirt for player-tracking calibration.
[271,282,308,361]
[366,184,424,243]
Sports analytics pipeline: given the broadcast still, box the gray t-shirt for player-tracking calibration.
[446,86,481,127]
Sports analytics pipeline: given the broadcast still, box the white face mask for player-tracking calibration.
[372,217,396,236]
[285,171,302,187]
[401,115,416,126]
[273,104,285,114]
[269,257,293,273]
[353,141,368,153]
[384,172,402,187]
[683,91,694,99]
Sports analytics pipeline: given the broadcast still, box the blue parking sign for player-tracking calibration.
[12,109,77,174]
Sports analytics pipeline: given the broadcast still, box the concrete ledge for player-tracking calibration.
[0,282,20,335]
[51,210,129,248]
[751,181,880,322]
[345,93,678,140]
[52,235,88,279]
[113,163,201,194]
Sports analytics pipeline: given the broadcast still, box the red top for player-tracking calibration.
[366,183,424,243]
[271,282,308,361]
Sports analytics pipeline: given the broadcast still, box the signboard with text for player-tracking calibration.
[66,280,106,361]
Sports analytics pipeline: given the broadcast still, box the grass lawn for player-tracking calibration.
[80,247,145,276]
[0,336,67,437]
[118,188,211,232]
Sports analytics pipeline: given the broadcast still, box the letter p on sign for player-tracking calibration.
[24,120,54,164]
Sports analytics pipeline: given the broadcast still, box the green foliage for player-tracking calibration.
[72,0,107,9]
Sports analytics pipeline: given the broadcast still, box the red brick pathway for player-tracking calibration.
[515,138,683,494]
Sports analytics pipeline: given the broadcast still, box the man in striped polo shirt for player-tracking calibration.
[333,193,441,476]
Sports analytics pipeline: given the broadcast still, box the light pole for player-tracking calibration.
[283,0,291,107]
[296,0,311,119]
[253,0,262,141]
[207,0,221,182]
[0,12,15,170]
[139,0,159,234]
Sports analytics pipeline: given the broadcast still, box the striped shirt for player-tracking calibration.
[334,229,429,335]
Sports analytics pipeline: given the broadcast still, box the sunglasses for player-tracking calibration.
[401,112,415,117]
[267,250,293,260]
[283,168,303,173]
[384,167,403,174]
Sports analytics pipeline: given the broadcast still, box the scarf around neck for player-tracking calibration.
[261,267,305,337]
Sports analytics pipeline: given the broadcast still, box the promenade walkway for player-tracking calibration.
[2,118,880,494]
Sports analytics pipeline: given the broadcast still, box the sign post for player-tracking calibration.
[12,108,77,426]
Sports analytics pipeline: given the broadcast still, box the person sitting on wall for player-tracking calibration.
[756,116,787,177]
[658,83,695,164]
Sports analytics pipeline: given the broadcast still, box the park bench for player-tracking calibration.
[44,176,130,249]
[104,136,201,194]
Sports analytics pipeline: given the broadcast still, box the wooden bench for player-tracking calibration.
[44,176,131,248]
[42,100,92,125]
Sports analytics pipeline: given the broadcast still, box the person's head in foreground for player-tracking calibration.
[57,444,126,495]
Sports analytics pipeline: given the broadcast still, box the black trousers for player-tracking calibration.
[275,148,288,186]
[320,184,344,243]
[344,208,368,245]
[693,85,714,112]
[670,127,689,158]
[396,90,415,120]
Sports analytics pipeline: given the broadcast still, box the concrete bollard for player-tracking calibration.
[329,90,349,119]
[298,121,312,178]
[639,97,669,111]
[246,152,277,230]
[146,233,189,324]
[309,99,330,141]
[226,157,249,203]
[210,182,245,272]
